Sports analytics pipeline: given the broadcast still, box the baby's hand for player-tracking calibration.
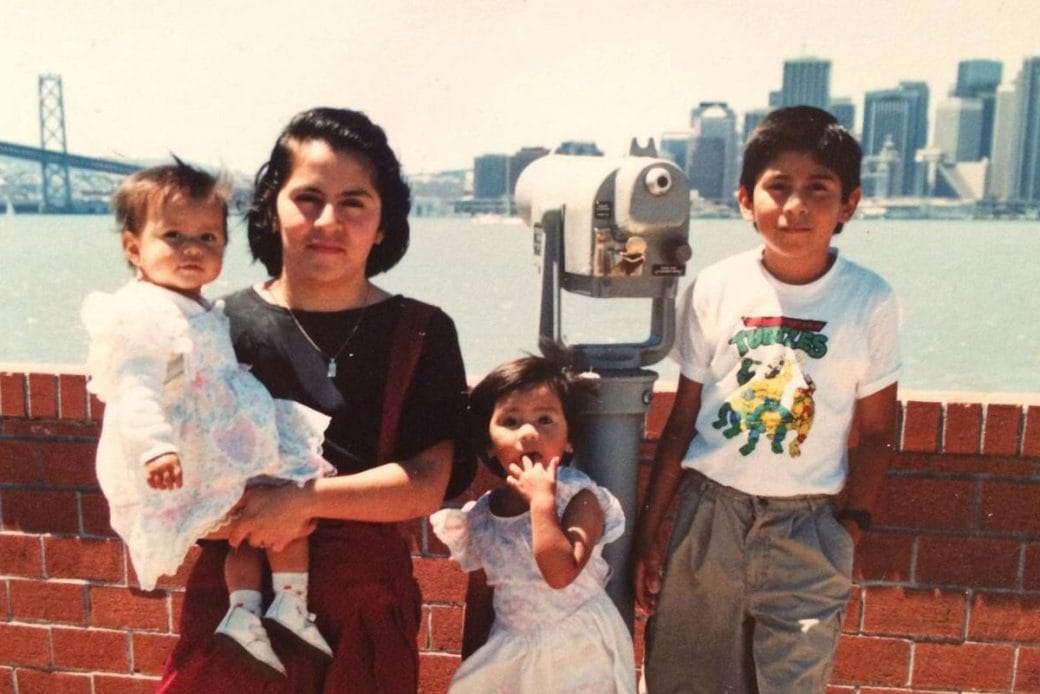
[145,453,183,490]
[507,456,558,507]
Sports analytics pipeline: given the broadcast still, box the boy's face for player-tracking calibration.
[122,196,226,298]
[738,150,860,283]
[487,383,571,471]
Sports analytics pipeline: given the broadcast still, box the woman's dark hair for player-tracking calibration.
[740,106,861,234]
[468,356,588,478]
[246,107,411,277]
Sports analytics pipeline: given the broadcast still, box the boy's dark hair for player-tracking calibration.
[113,156,230,236]
[468,356,586,478]
[246,107,411,278]
[740,106,861,234]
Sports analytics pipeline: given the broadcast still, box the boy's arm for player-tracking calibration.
[633,375,703,612]
[840,382,899,546]
[461,569,494,659]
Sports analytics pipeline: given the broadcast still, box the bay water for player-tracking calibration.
[1,214,1037,395]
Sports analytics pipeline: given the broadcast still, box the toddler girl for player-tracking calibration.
[431,356,636,693]
[81,160,335,680]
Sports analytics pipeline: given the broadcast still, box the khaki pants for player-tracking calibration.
[644,470,853,694]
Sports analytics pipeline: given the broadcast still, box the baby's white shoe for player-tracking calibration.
[263,591,334,664]
[213,605,286,680]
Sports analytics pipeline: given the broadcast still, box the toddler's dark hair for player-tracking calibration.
[468,356,586,478]
[740,106,861,234]
[112,156,230,236]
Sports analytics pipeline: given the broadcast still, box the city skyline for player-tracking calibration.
[1,0,1038,175]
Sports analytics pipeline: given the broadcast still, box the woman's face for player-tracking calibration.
[275,139,383,288]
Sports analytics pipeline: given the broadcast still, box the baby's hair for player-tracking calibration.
[468,355,587,478]
[113,156,231,237]
[740,106,862,234]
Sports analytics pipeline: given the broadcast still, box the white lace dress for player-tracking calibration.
[81,280,334,590]
[430,466,636,693]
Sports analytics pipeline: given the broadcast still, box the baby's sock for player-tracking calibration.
[272,572,308,602]
[229,589,263,617]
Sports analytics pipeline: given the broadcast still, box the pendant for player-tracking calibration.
[327,359,337,378]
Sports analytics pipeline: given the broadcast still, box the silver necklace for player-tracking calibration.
[280,286,371,379]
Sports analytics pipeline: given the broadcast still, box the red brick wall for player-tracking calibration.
[2,368,1039,693]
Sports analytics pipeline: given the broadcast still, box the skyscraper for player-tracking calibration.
[780,58,831,109]
[688,102,738,202]
[742,108,770,144]
[989,82,1022,200]
[828,98,855,133]
[1014,57,1040,201]
[862,81,929,196]
[935,97,984,162]
[473,154,509,199]
[954,59,1002,158]
[659,131,692,178]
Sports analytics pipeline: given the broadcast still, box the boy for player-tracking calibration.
[634,106,900,693]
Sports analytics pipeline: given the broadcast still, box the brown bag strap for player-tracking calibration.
[376,298,437,464]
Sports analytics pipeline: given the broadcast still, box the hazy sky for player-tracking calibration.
[1,0,1037,175]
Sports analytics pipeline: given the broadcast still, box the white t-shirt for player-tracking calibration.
[673,247,901,496]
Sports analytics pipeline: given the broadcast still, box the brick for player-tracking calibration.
[90,392,106,421]
[842,586,862,633]
[0,667,11,694]
[831,635,910,686]
[13,669,92,694]
[418,652,461,694]
[980,481,1040,536]
[0,373,27,418]
[428,604,464,652]
[0,440,40,485]
[944,402,982,454]
[912,642,1014,691]
[171,590,186,629]
[861,586,965,640]
[853,533,913,583]
[58,373,89,420]
[1027,544,1040,592]
[44,536,125,582]
[9,578,86,623]
[0,532,43,577]
[969,593,1040,642]
[426,520,451,558]
[413,557,467,604]
[131,631,178,674]
[0,622,51,667]
[40,442,99,487]
[930,454,1040,478]
[644,389,675,441]
[902,400,941,453]
[417,605,430,649]
[875,478,973,531]
[26,373,58,419]
[1,419,100,438]
[984,404,1023,457]
[888,451,932,473]
[81,492,118,537]
[51,625,128,671]
[0,488,80,534]
[916,536,1021,589]
[1025,406,1040,458]
[1017,646,1040,692]
[90,585,169,630]
[93,674,162,694]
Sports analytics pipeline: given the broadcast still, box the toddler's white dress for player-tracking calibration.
[81,280,334,590]
[430,466,636,693]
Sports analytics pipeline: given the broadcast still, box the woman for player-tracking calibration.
[158,107,473,693]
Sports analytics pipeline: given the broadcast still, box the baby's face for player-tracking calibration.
[487,383,571,471]
[122,197,226,298]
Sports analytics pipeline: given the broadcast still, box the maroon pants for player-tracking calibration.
[158,521,421,694]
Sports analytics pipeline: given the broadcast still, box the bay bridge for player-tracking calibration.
[0,75,246,214]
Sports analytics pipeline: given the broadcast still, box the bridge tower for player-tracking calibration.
[38,74,73,213]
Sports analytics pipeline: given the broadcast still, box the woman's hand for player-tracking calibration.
[506,456,558,508]
[226,483,316,552]
[634,541,664,613]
